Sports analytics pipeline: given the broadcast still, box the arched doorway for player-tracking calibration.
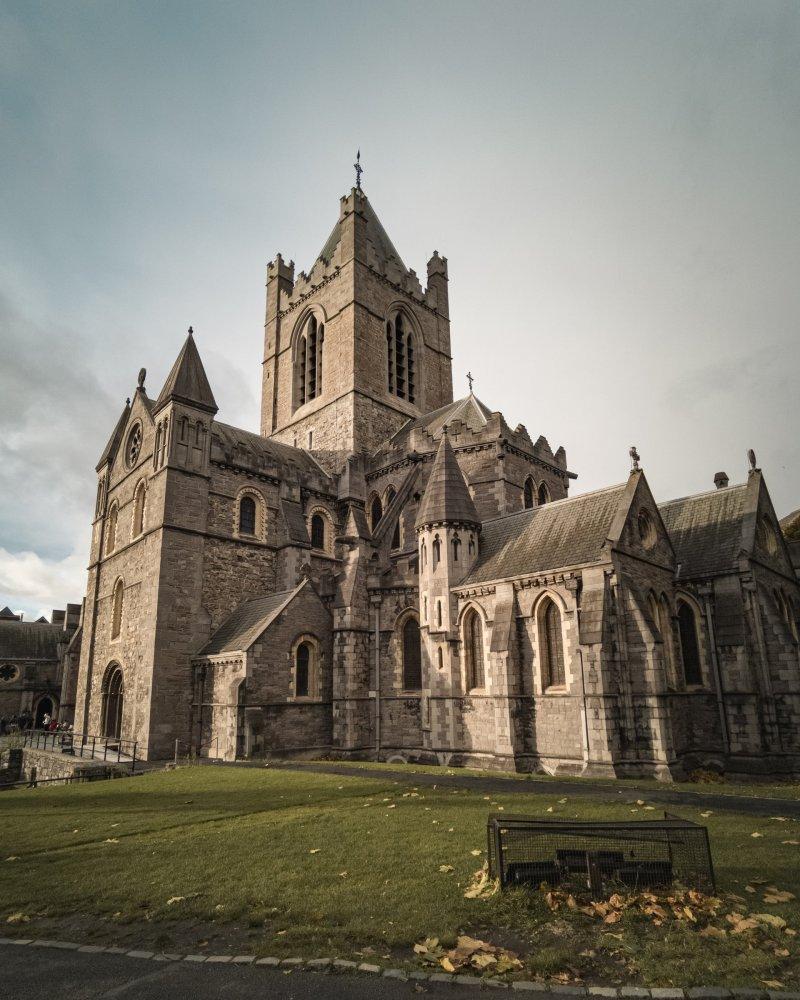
[35,696,54,729]
[102,665,124,739]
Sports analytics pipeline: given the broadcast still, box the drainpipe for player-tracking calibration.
[701,590,730,755]
[374,600,381,756]
[577,647,591,768]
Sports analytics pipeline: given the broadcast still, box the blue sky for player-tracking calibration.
[1,0,799,618]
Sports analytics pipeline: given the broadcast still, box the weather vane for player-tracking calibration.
[467,371,474,393]
[354,149,363,190]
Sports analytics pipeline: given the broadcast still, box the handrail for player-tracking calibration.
[21,729,141,774]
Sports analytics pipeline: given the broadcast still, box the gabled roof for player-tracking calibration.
[658,484,748,580]
[0,606,20,620]
[95,400,132,471]
[416,431,479,528]
[0,619,66,659]
[212,422,329,479]
[197,585,303,657]
[462,483,628,585]
[317,191,406,269]
[389,394,493,446]
[154,330,218,415]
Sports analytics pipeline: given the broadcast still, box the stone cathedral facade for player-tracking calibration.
[66,185,800,779]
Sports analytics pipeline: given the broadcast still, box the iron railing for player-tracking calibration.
[22,729,140,774]
[487,812,714,896]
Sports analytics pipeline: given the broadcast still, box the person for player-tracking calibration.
[48,718,58,733]
[42,712,51,729]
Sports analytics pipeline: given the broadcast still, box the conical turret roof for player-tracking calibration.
[154,329,217,414]
[416,430,480,528]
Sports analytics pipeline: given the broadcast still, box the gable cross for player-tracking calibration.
[466,371,474,393]
[354,149,363,190]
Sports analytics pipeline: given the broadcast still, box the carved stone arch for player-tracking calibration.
[533,590,567,690]
[132,477,148,537]
[368,492,383,533]
[291,305,328,411]
[234,486,267,541]
[307,505,334,554]
[110,577,125,640]
[100,661,125,739]
[290,633,322,699]
[460,602,488,692]
[523,476,536,510]
[105,499,119,556]
[675,590,705,688]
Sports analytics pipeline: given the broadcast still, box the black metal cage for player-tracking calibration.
[487,813,714,896]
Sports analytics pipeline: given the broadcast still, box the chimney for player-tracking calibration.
[52,609,66,625]
[714,471,729,490]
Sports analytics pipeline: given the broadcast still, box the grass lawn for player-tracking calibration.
[2,765,800,988]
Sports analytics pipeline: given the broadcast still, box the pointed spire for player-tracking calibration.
[154,328,218,415]
[416,429,480,529]
[95,398,132,471]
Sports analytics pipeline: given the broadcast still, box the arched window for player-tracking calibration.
[296,642,310,697]
[677,600,702,686]
[436,600,442,627]
[420,539,427,568]
[423,596,428,622]
[452,534,461,562]
[432,535,441,568]
[102,665,124,739]
[524,477,535,510]
[239,495,256,536]
[646,592,661,637]
[391,520,401,550]
[132,480,147,537]
[386,310,417,404]
[402,617,422,690]
[295,314,324,407]
[105,502,118,556]
[540,597,565,689]
[180,416,189,442]
[437,646,444,671]
[468,534,476,557]
[369,494,382,533]
[155,417,168,468]
[537,481,551,505]
[464,608,485,690]
[111,579,124,639]
[310,513,327,551]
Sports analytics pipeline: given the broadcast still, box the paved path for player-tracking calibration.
[271,761,800,818]
[1,944,499,999]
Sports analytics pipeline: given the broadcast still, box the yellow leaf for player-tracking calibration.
[439,865,454,873]
[309,848,321,854]
[471,849,482,856]
[6,912,29,925]
[761,982,784,990]
[782,840,800,846]
[751,832,763,838]
[440,957,456,973]
[166,896,185,905]
[700,811,712,818]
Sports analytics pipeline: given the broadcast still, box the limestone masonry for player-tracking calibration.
[56,185,800,778]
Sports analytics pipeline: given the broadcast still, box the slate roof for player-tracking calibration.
[389,394,493,446]
[317,192,406,269]
[154,331,218,414]
[0,606,20,620]
[0,620,66,661]
[198,586,301,656]
[96,400,132,471]
[462,483,628,585]
[211,422,329,478]
[416,432,479,528]
[281,498,311,545]
[658,484,748,580]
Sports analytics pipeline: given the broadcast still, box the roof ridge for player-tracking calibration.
[659,482,747,508]
[481,482,628,525]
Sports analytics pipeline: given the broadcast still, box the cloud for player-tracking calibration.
[0,547,87,619]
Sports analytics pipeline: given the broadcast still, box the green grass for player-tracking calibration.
[1,766,800,988]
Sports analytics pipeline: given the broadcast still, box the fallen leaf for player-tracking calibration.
[309,849,321,854]
[700,811,713,818]
[5,856,19,862]
[751,832,763,838]
[438,865,454,873]
[470,849,482,856]
[761,982,784,990]
[6,912,30,925]
[782,840,800,846]
[104,838,119,844]
[166,896,185,905]
[763,890,795,904]
[754,913,787,930]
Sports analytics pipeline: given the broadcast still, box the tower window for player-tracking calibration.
[105,502,119,556]
[386,310,417,405]
[464,608,485,690]
[369,494,383,533]
[452,535,461,562]
[537,481,551,505]
[132,480,147,537]
[402,617,422,690]
[432,535,441,568]
[111,579,124,640]
[295,314,324,408]
[524,477,535,509]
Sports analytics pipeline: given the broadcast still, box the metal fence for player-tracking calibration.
[487,813,715,896]
[22,729,140,774]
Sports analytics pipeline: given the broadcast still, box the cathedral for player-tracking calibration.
[64,184,800,779]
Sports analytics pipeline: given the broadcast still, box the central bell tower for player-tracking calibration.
[260,186,453,472]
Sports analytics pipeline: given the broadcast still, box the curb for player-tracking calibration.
[1,937,798,998]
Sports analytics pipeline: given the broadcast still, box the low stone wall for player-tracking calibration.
[14,748,127,787]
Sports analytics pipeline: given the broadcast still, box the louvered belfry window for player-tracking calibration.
[297,315,324,407]
[386,311,416,404]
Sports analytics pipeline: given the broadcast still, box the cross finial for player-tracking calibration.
[188,325,193,336]
[629,445,641,471]
[354,149,363,190]
[466,371,474,394]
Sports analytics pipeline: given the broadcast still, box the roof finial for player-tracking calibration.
[748,448,758,472]
[137,368,146,390]
[466,371,474,394]
[629,445,641,471]
[354,149,363,190]
[188,325,194,337]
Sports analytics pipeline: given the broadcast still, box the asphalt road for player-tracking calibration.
[0,946,481,1000]
[271,761,800,819]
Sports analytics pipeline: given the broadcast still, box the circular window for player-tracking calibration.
[0,664,19,682]
[125,424,143,468]
[637,509,657,549]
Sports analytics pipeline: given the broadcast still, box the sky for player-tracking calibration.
[1,0,799,620]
